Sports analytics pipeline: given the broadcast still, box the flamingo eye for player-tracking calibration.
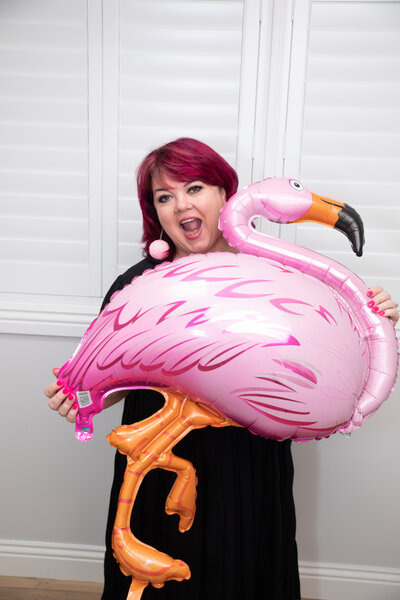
[289,179,304,192]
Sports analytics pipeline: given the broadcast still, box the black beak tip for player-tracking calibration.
[336,203,365,258]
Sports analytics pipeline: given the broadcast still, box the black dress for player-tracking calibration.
[101,258,301,600]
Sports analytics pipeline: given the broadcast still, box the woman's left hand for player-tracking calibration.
[367,286,399,325]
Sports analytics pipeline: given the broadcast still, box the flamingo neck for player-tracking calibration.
[221,213,366,300]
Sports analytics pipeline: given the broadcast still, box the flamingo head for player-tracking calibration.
[228,177,365,257]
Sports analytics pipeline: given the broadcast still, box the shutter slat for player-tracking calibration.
[305,82,400,108]
[304,107,400,133]
[303,131,400,158]
[0,148,87,172]
[0,99,87,124]
[301,156,400,182]
[0,23,86,48]
[120,78,239,105]
[122,1,243,29]
[311,2,400,31]
[0,239,87,264]
[0,74,86,99]
[0,0,86,22]
[0,123,87,147]
[0,263,90,298]
[120,54,241,80]
[308,56,400,83]
[0,193,88,219]
[0,216,87,241]
[0,172,87,195]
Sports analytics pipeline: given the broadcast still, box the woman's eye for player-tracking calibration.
[188,185,202,194]
[157,194,171,203]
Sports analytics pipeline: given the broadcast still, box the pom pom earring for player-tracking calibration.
[149,229,170,260]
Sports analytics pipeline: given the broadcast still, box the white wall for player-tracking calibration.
[1,1,399,599]
[293,383,400,598]
[0,331,125,581]
[0,333,119,547]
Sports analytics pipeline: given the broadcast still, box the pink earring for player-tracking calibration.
[149,229,170,260]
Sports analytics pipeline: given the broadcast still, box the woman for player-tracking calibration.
[46,138,399,600]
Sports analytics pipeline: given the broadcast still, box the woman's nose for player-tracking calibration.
[174,193,193,212]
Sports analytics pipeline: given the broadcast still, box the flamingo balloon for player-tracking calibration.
[57,177,397,599]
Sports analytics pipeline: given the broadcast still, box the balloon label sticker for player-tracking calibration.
[76,391,93,409]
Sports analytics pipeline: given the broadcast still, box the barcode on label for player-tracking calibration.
[76,391,93,409]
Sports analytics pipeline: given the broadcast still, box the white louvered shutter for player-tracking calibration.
[115,0,247,273]
[0,0,259,335]
[285,0,400,305]
[0,0,98,297]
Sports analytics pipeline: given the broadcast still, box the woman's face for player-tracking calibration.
[152,173,232,259]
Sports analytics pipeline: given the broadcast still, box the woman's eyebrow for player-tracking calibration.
[153,185,177,193]
[184,181,200,187]
[154,182,196,193]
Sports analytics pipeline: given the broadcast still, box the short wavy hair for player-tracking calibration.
[136,137,238,260]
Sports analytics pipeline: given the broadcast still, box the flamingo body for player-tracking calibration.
[60,255,369,441]
[58,178,398,443]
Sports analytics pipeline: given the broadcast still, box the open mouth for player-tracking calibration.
[180,218,202,238]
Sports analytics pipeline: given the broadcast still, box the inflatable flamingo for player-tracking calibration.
[57,177,398,598]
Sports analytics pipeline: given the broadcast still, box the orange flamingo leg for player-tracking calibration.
[106,389,240,600]
[158,452,198,532]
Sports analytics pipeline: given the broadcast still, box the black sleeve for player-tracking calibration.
[100,274,124,312]
[99,257,159,313]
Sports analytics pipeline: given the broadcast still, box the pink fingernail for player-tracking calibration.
[62,387,69,394]
[56,380,63,386]
[68,393,75,401]
[72,402,79,410]
[372,306,379,312]
[367,291,373,297]
[367,301,375,308]
[379,310,385,316]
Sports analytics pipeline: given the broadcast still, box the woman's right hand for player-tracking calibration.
[45,368,79,423]
[45,368,127,424]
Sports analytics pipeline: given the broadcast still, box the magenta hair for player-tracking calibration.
[136,138,239,260]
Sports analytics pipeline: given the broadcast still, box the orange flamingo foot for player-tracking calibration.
[107,389,239,600]
[113,526,190,582]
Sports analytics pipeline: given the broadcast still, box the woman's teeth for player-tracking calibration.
[181,218,201,234]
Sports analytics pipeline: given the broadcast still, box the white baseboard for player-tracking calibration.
[0,540,105,583]
[1,539,400,599]
[299,561,400,600]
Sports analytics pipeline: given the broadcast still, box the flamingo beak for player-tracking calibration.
[294,193,365,257]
